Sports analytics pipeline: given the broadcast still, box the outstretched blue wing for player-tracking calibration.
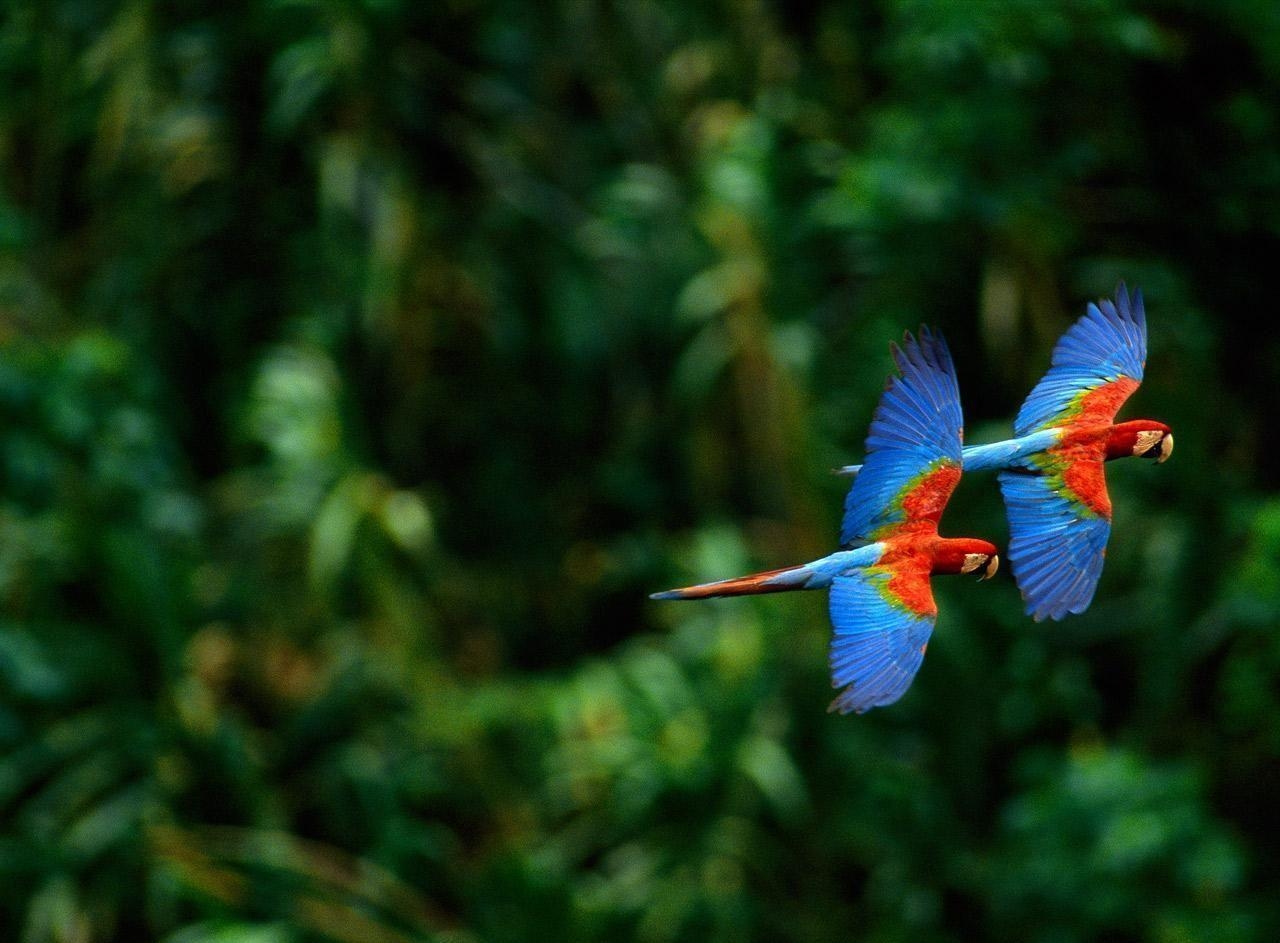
[1014,284,1147,437]
[840,327,964,546]
[827,563,935,714]
[998,467,1111,621]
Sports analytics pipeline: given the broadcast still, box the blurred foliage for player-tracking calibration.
[0,0,1278,940]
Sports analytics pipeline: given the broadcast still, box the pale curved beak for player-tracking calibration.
[1157,433,1173,464]
[980,555,1000,580]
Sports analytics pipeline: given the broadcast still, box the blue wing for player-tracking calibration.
[1014,284,1147,436]
[998,468,1112,621]
[840,326,964,546]
[827,566,935,714]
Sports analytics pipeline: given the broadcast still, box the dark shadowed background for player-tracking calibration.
[2,1,1279,941]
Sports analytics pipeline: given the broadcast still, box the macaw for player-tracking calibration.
[836,284,1172,621]
[652,328,999,714]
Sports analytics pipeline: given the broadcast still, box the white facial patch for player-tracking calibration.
[961,553,988,574]
[1133,430,1164,456]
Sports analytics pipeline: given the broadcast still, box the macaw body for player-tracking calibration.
[651,533,997,599]
[837,429,1061,478]
[838,419,1169,478]
[837,285,1172,621]
[653,328,998,714]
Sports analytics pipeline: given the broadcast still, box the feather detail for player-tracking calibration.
[999,464,1112,621]
[827,561,935,714]
[841,327,964,546]
[1015,284,1146,436]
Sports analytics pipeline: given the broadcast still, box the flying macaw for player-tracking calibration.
[837,284,1172,621]
[652,328,999,714]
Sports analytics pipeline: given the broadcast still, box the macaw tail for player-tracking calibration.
[650,563,812,600]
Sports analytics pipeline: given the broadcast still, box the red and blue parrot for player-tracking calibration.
[838,284,1172,621]
[652,328,998,713]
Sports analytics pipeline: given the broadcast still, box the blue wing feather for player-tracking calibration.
[998,470,1112,621]
[840,326,964,546]
[827,567,935,713]
[1014,284,1147,436]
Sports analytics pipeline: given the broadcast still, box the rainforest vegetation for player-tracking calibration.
[2,2,1279,940]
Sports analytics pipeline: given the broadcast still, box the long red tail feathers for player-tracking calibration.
[650,565,809,600]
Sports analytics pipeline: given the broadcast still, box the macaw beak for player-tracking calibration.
[980,555,999,580]
[1157,433,1173,464]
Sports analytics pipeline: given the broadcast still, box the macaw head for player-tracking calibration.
[936,538,1000,580]
[1108,420,1173,464]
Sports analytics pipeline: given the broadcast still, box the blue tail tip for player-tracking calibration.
[649,590,681,600]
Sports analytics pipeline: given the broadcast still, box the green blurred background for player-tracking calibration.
[2,1,1279,940]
